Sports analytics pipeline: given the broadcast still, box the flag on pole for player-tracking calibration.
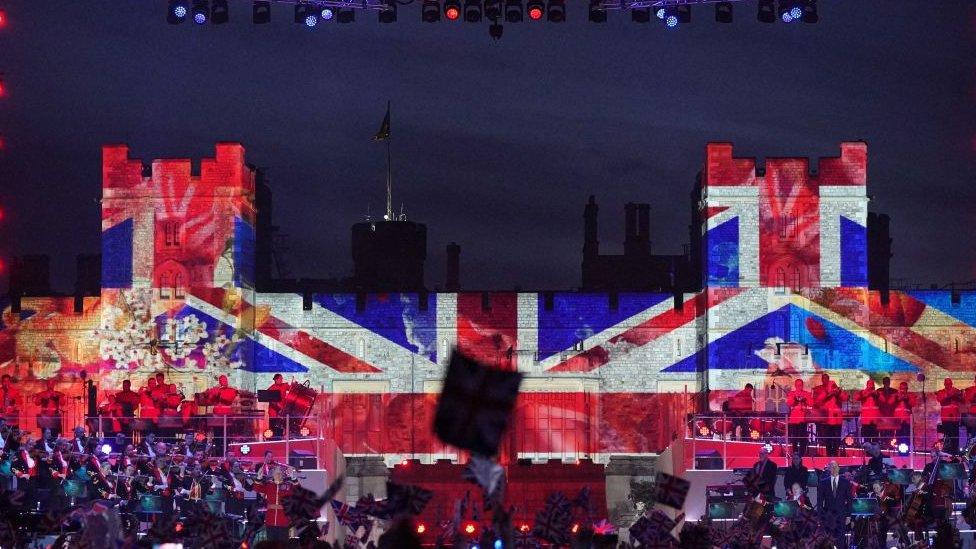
[373,101,391,141]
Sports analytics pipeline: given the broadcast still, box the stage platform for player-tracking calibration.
[683,437,926,470]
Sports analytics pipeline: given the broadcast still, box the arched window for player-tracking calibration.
[160,273,172,299]
[174,273,185,299]
[790,267,801,290]
[775,267,787,289]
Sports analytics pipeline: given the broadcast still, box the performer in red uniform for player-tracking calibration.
[140,377,161,420]
[267,374,292,438]
[253,466,297,541]
[855,379,879,444]
[0,374,20,428]
[208,375,239,415]
[34,379,65,437]
[894,381,919,441]
[786,379,811,456]
[936,378,963,454]
[820,380,848,456]
[876,376,898,441]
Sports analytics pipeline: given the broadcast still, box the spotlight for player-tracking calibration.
[779,1,801,23]
[665,12,679,28]
[299,426,311,437]
[526,0,544,20]
[422,0,441,21]
[588,0,606,23]
[749,429,761,440]
[304,12,319,27]
[494,540,503,549]
[485,0,502,20]
[762,442,774,454]
[655,7,665,19]
[100,443,112,455]
[192,0,209,24]
[337,8,355,23]
[464,0,482,22]
[571,523,580,534]
[897,442,910,455]
[547,0,565,22]
[715,2,732,23]
[416,523,427,534]
[463,521,478,537]
[211,0,229,24]
[321,8,335,20]
[631,8,650,23]
[801,0,818,23]
[194,432,207,442]
[263,428,274,439]
[252,1,271,24]
[757,0,775,23]
[168,0,189,24]
[843,434,855,446]
[240,444,251,455]
[504,0,523,22]
[379,0,397,23]
[444,0,461,20]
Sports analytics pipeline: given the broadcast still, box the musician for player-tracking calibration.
[256,450,276,477]
[787,481,812,509]
[726,383,754,440]
[137,431,158,459]
[140,377,160,420]
[155,372,182,416]
[748,447,778,502]
[813,374,846,457]
[876,376,898,440]
[0,375,19,427]
[855,379,880,443]
[894,381,918,440]
[786,378,811,456]
[33,427,57,453]
[817,460,853,549]
[35,379,65,437]
[70,426,88,455]
[267,374,291,438]
[253,465,297,541]
[936,378,963,454]
[113,380,142,421]
[782,452,809,495]
[208,375,239,415]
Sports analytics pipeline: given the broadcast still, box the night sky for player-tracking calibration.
[0,0,973,292]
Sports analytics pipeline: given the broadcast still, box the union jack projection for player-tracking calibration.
[1,142,974,461]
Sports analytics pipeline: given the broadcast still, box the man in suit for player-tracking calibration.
[748,446,778,501]
[818,460,852,549]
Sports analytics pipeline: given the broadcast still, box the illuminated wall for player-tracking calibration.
[1,142,972,461]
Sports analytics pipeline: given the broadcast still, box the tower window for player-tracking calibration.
[164,222,182,247]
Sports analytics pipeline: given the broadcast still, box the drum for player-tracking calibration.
[743,501,766,521]
[281,381,316,417]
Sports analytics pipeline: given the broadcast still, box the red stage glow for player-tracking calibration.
[415,523,426,534]
[0,10,7,28]
[445,7,460,19]
[519,523,531,532]
[463,522,477,535]
[528,7,543,19]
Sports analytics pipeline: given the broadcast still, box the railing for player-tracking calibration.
[687,413,925,470]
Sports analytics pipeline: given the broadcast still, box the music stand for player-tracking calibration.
[851,498,880,516]
[887,469,912,485]
[707,502,738,520]
[772,501,799,519]
[938,462,967,480]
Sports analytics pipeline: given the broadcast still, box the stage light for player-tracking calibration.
[630,8,649,23]
[168,0,189,24]
[240,444,251,455]
[304,13,319,27]
[192,0,209,24]
[422,0,441,22]
[762,442,774,453]
[211,0,229,24]
[843,434,855,446]
[415,523,426,534]
[379,0,397,23]
[300,426,312,437]
[587,0,606,23]
[463,521,478,536]
[252,1,271,24]
[749,429,761,440]
[526,0,544,20]
[665,13,678,28]
[897,442,910,455]
[263,428,274,438]
[321,7,334,20]
[757,0,775,23]
[494,540,503,549]
[519,523,531,533]
[547,0,565,22]
[504,0,523,22]
[779,1,801,23]
[444,0,461,20]
[655,7,665,19]
[889,437,898,449]
[195,432,207,442]
[100,443,112,455]
[484,0,502,20]
[0,79,5,97]
[571,523,580,534]
[0,9,7,28]
[715,2,732,23]
[464,0,482,22]
[801,0,818,23]
[337,8,355,23]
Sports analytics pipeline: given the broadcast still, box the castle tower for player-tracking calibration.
[100,143,258,292]
[699,142,868,289]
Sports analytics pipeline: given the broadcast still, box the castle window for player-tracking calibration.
[174,273,185,299]
[778,216,797,239]
[164,222,182,247]
[160,273,172,299]
[790,267,801,290]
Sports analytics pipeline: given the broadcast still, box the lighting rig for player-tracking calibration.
[165,0,818,37]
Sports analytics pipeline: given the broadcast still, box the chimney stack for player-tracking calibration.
[624,203,639,256]
[446,242,461,291]
[637,203,651,253]
[583,195,599,259]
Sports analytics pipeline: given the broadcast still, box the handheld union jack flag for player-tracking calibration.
[531,492,572,545]
[653,473,690,510]
[386,481,433,517]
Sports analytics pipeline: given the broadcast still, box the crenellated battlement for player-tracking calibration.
[102,143,256,196]
[704,141,867,189]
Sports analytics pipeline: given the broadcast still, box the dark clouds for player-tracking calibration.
[0,0,973,291]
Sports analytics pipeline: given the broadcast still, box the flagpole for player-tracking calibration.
[386,133,393,221]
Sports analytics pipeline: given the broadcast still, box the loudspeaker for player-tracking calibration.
[290,450,317,470]
[695,450,723,470]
